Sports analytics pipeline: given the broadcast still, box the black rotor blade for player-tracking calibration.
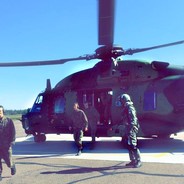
[98,0,115,46]
[0,55,96,67]
[124,40,184,55]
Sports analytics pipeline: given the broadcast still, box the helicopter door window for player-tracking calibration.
[54,96,65,113]
[143,91,156,111]
[30,94,43,112]
[82,93,94,106]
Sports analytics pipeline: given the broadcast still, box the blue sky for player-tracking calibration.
[0,0,184,109]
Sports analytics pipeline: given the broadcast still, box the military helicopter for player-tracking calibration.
[0,0,184,142]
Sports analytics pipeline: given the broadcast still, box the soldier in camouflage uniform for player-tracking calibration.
[70,102,88,156]
[84,102,100,149]
[120,94,142,168]
[0,105,16,181]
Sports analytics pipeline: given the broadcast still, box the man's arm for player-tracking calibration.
[8,118,16,145]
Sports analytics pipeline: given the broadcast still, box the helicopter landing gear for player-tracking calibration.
[34,133,46,143]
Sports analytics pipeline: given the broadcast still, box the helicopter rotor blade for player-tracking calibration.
[98,0,115,46]
[124,40,184,55]
[0,54,97,67]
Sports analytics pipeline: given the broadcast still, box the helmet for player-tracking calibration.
[120,94,131,103]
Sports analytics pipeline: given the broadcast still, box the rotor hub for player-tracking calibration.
[95,45,124,60]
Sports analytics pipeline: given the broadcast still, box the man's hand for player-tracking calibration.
[84,127,88,132]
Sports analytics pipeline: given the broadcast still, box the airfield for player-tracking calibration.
[15,131,184,164]
[1,121,184,184]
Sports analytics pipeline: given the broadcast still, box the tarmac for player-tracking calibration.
[0,121,183,184]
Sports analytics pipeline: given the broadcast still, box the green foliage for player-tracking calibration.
[6,114,22,120]
[4,109,27,120]
[5,109,27,115]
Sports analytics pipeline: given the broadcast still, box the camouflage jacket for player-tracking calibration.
[121,102,139,134]
[0,116,16,148]
[71,109,88,130]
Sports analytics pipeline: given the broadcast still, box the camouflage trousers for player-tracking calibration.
[0,147,14,174]
[73,129,83,150]
[125,131,141,161]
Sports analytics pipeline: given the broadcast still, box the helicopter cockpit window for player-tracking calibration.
[30,94,43,112]
[54,96,65,113]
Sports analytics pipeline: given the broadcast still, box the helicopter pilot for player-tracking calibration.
[120,94,142,168]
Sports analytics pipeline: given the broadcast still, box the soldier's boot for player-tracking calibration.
[126,149,135,167]
[125,160,136,167]
[11,164,16,175]
[126,147,142,167]
[133,160,142,168]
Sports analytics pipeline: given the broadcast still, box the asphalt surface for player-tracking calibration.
[0,121,183,184]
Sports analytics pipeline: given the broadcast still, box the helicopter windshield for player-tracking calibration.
[30,94,43,112]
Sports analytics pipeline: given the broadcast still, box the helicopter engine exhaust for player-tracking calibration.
[46,79,51,91]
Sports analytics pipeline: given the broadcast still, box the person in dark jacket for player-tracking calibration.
[120,94,142,168]
[0,105,16,181]
[70,102,88,156]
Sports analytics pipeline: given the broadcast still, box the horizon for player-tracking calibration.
[0,0,184,109]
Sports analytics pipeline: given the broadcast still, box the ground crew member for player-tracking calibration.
[0,105,16,181]
[100,92,112,125]
[84,102,100,149]
[120,94,142,168]
[70,102,88,156]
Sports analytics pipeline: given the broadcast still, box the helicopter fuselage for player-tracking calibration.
[22,59,184,142]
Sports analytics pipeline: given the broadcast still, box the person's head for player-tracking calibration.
[73,102,79,110]
[84,102,89,109]
[120,94,131,106]
[0,105,4,119]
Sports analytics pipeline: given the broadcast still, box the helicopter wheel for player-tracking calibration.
[34,133,46,143]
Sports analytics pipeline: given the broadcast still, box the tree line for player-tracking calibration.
[5,109,28,115]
